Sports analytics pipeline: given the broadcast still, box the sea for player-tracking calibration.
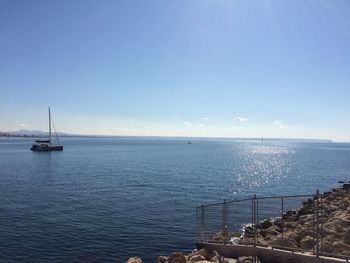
[0,137,350,262]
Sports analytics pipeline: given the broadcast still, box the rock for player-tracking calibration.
[300,236,316,250]
[341,217,350,227]
[127,257,142,263]
[237,256,253,263]
[223,258,237,263]
[210,251,221,263]
[168,252,186,263]
[237,256,261,263]
[157,256,168,263]
[274,219,284,229]
[259,219,273,229]
[271,238,298,248]
[283,213,298,222]
[196,248,210,260]
[343,184,350,189]
[244,226,255,238]
[298,214,313,224]
[321,240,334,253]
[284,222,298,230]
[343,230,350,244]
[260,225,280,238]
[332,241,350,253]
[211,231,229,242]
[299,229,317,239]
[189,254,206,262]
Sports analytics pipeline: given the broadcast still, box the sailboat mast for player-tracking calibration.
[49,107,51,145]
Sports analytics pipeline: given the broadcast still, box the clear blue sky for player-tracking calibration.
[1,0,350,141]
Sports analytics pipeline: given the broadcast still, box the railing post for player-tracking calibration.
[316,190,320,257]
[312,194,315,254]
[251,196,254,245]
[281,196,284,240]
[253,194,257,247]
[201,203,204,242]
[256,197,259,245]
[223,199,228,244]
[321,194,324,256]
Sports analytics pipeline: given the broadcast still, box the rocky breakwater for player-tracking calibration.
[127,248,261,263]
[240,184,350,256]
[126,185,350,262]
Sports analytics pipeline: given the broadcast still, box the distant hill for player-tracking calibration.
[2,129,73,137]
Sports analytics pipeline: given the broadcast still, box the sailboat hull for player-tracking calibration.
[30,144,63,151]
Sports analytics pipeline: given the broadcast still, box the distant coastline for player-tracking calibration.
[0,129,335,143]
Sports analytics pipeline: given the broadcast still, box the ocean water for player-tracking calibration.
[0,137,350,262]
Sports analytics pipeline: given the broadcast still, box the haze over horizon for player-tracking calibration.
[1,1,350,142]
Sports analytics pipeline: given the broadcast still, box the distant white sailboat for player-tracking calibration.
[30,107,63,151]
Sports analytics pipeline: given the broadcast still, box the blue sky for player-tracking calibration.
[1,1,350,141]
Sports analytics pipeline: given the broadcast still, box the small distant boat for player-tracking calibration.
[30,107,63,152]
[188,141,192,144]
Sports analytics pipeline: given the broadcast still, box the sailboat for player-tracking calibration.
[30,107,63,151]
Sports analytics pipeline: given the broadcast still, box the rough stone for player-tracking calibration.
[343,230,350,244]
[157,256,168,263]
[127,257,142,263]
[237,256,261,263]
[333,241,350,253]
[196,248,210,260]
[210,250,221,263]
[300,236,316,250]
[168,252,186,263]
[259,219,273,229]
[189,254,206,262]
[271,238,298,248]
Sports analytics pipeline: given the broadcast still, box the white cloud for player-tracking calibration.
[202,117,210,121]
[17,123,29,128]
[273,120,288,129]
[183,122,192,126]
[197,124,205,128]
[234,117,249,123]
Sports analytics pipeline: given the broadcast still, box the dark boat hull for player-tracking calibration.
[30,145,63,151]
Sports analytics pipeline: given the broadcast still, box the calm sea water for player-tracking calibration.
[0,137,350,262]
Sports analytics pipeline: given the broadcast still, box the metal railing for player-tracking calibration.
[196,190,350,261]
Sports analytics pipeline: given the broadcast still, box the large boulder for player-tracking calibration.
[260,225,280,238]
[343,230,350,244]
[189,254,206,262]
[210,251,221,263]
[196,248,210,260]
[157,256,168,263]
[299,229,317,240]
[168,252,186,263]
[332,241,350,253]
[237,256,253,263]
[259,219,273,229]
[321,240,334,253]
[271,238,298,248]
[223,258,237,263]
[237,256,261,263]
[341,217,350,227]
[300,236,316,250]
[127,257,142,263]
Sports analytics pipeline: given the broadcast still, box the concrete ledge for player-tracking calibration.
[197,242,347,263]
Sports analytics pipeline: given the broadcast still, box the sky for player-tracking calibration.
[1,0,350,141]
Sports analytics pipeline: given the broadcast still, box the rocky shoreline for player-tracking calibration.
[127,249,258,263]
[240,184,350,255]
[126,184,350,262]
